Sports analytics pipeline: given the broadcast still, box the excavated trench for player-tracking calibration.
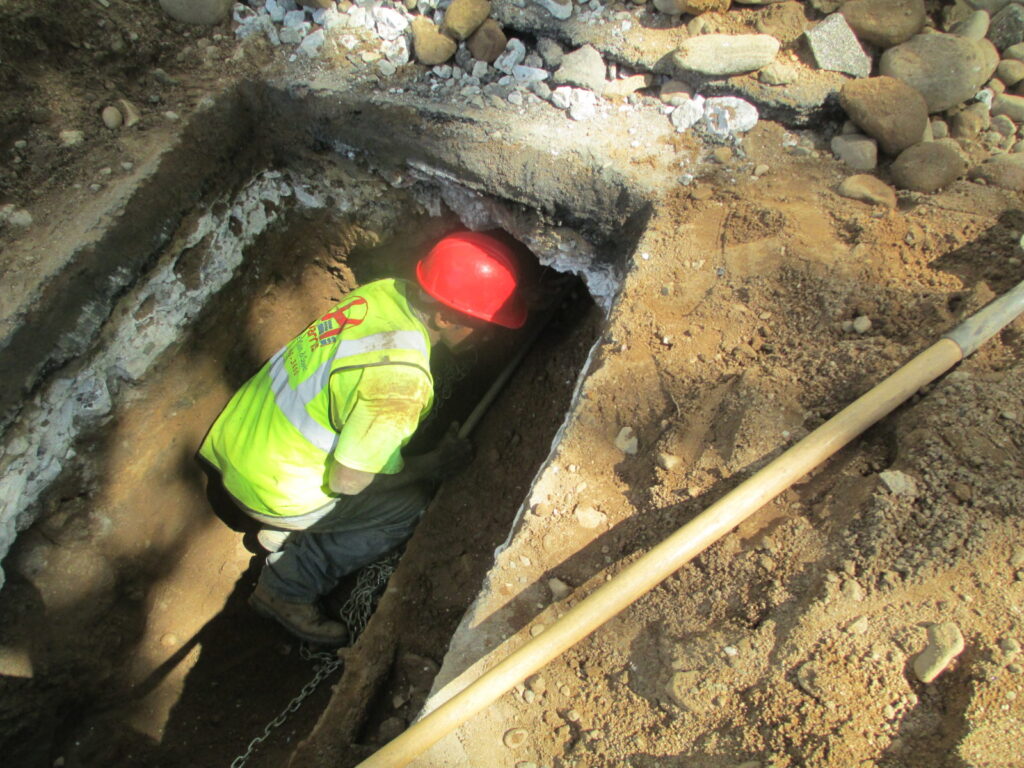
[0,83,650,767]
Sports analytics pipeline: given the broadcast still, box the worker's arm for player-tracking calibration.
[329,426,472,495]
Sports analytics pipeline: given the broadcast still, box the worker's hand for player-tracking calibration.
[428,423,473,479]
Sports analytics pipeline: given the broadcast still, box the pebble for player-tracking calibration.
[703,96,759,138]
[951,9,991,40]
[508,90,524,106]
[160,632,179,647]
[837,174,897,207]
[879,469,920,496]
[548,578,571,600]
[952,102,991,139]
[891,141,967,192]
[536,37,564,69]
[967,153,1024,189]
[533,0,572,20]
[989,3,1024,50]
[839,76,928,156]
[671,34,781,77]
[1010,546,1024,567]
[842,579,866,601]
[754,163,770,176]
[552,45,607,94]
[163,111,180,122]
[759,61,798,85]
[992,92,1024,121]
[503,727,529,748]
[999,637,1021,654]
[840,0,927,49]
[846,615,870,635]
[831,134,878,170]
[880,33,999,113]
[913,621,965,683]
[614,426,639,454]
[805,12,871,78]
[59,130,85,147]
[299,29,326,58]
[671,96,705,132]
[657,452,681,470]
[101,105,123,129]
[526,674,547,695]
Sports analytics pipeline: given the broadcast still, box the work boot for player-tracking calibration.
[256,528,291,552]
[248,582,349,646]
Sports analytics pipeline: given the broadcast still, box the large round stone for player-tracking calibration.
[837,174,897,207]
[467,18,506,63]
[441,0,492,41]
[411,18,457,65]
[891,142,967,192]
[839,77,928,155]
[880,33,999,113]
[158,0,232,25]
[840,0,926,49]
[671,34,780,77]
[968,154,1024,189]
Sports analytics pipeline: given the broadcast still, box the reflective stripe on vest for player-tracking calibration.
[267,329,429,453]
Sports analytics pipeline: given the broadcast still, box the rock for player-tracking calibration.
[660,79,693,105]
[59,130,84,147]
[671,34,781,77]
[503,727,529,748]
[759,61,798,85]
[831,134,878,170]
[795,662,825,699]
[964,0,1014,13]
[614,426,639,454]
[298,29,325,57]
[467,19,506,63]
[1005,41,1024,61]
[374,7,409,40]
[494,38,526,74]
[532,0,572,20]
[412,18,456,65]
[657,452,682,470]
[158,0,232,25]
[101,106,123,129]
[880,33,999,113]
[117,99,141,128]
[846,616,870,635]
[537,37,564,69]
[1011,546,1024,567]
[568,88,598,120]
[4,208,33,228]
[604,74,654,100]
[548,578,571,600]
[879,469,918,495]
[672,97,706,131]
[951,101,992,138]
[575,504,607,529]
[837,174,897,207]
[991,112,1017,134]
[968,153,1024,189]
[805,13,871,78]
[684,0,731,12]
[840,0,926,49]
[442,0,490,41]
[513,65,548,83]
[552,45,607,93]
[703,96,759,137]
[989,3,1024,50]
[754,1,807,47]
[839,76,929,155]
[891,141,967,191]
[992,92,1024,121]
[654,0,688,13]
[951,10,991,40]
[550,85,573,110]
[997,58,1024,85]
[913,622,965,683]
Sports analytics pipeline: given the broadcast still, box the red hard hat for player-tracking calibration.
[416,231,527,329]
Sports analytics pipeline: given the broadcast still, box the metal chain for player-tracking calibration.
[229,554,399,768]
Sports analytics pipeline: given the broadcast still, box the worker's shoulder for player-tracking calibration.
[357,362,431,402]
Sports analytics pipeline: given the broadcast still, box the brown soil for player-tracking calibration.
[1,2,1024,768]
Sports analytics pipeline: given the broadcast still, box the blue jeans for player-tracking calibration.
[244,484,432,603]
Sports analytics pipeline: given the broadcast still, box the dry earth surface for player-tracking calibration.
[1,1,1023,768]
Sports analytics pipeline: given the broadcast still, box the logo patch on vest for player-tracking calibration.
[306,297,368,350]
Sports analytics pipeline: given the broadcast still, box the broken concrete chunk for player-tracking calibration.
[805,13,871,78]
[913,621,965,683]
[494,38,526,74]
[575,504,607,529]
[671,34,781,77]
[532,0,573,20]
[703,97,759,137]
[879,469,918,496]
[552,45,607,94]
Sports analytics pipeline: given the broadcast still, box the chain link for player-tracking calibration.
[229,554,398,768]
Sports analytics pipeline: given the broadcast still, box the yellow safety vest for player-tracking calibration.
[199,279,434,516]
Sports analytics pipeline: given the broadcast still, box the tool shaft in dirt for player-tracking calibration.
[357,281,1024,768]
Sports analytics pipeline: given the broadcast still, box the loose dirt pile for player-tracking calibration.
[0,2,1023,768]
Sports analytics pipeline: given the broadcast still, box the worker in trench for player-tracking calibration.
[198,231,528,645]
